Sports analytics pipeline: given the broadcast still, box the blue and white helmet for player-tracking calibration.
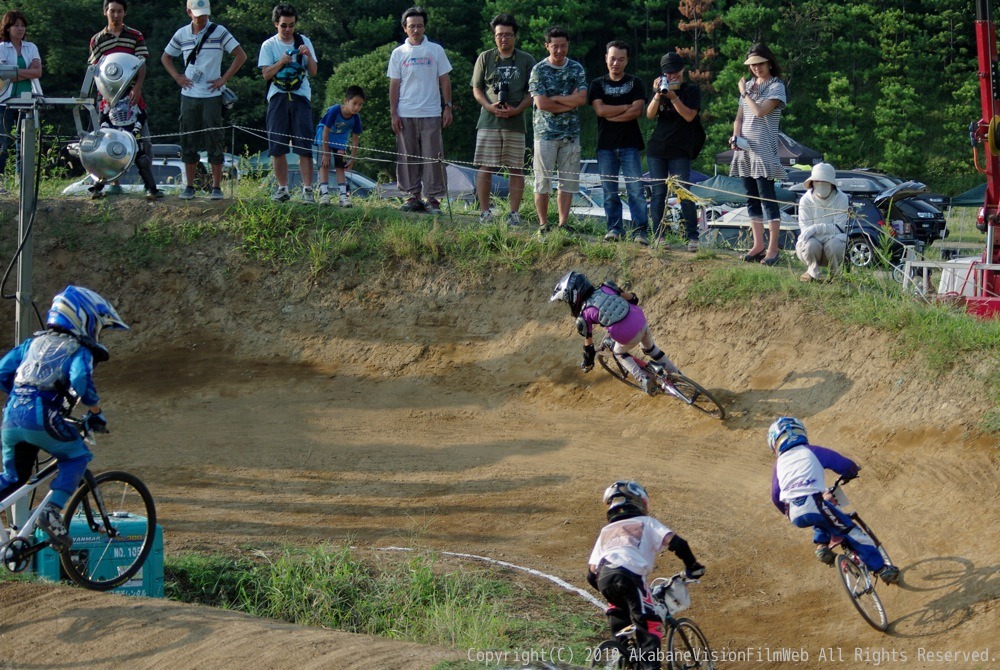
[767,416,809,455]
[46,286,129,361]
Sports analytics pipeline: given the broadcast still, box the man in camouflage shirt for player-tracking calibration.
[528,26,587,233]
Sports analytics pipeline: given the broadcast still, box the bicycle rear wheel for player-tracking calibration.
[664,374,726,419]
[60,471,156,591]
[836,554,888,631]
[591,639,626,669]
[667,618,715,669]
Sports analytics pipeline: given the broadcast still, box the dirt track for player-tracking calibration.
[1,201,998,669]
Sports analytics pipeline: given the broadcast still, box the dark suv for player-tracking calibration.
[782,169,947,247]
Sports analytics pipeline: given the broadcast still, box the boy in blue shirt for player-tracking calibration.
[314,85,365,206]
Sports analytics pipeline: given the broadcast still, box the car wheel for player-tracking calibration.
[847,236,876,268]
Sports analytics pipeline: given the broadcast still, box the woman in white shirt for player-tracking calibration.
[0,10,42,180]
[795,163,849,282]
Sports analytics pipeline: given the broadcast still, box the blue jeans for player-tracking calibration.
[0,106,20,176]
[597,148,648,236]
[742,176,781,221]
[648,155,697,240]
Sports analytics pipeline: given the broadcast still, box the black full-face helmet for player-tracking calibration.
[549,271,595,317]
[603,480,650,522]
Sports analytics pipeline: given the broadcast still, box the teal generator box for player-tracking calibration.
[34,515,164,598]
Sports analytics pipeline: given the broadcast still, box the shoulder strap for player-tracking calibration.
[186,22,219,67]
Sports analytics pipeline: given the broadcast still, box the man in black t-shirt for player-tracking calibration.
[588,40,649,244]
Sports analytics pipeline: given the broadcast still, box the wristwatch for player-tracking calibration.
[443,101,453,108]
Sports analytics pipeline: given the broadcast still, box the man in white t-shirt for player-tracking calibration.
[387,7,452,215]
[161,0,246,201]
[258,3,318,203]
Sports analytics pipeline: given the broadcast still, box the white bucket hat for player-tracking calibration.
[804,162,837,191]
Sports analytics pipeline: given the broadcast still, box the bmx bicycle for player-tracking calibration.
[0,417,156,591]
[826,475,896,631]
[591,572,715,670]
[596,338,726,419]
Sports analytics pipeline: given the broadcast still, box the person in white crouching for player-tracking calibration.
[795,162,849,282]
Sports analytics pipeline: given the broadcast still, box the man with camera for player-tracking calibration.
[588,40,649,244]
[645,51,705,250]
[258,3,318,203]
[471,14,535,226]
[161,0,246,201]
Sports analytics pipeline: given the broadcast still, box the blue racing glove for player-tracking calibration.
[84,411,108,434]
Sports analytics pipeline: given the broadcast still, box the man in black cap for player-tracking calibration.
[645,51,705,249]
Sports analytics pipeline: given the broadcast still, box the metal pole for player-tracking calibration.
[14,110,36,346]
[11,110,37,529]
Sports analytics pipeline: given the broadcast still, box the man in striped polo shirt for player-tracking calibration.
[161,0,247,201]
[89,0,151,196]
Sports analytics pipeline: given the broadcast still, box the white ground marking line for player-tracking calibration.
[370,546,606,610]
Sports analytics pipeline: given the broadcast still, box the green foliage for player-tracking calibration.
[3,0,987,191]
[165,545,603,652]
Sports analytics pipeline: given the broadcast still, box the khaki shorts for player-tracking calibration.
[533,138,580,194]
[474,129,526,171]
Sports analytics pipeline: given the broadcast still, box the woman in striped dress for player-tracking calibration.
[729,44,786,265]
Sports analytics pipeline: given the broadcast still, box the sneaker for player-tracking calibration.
[339,193,352,208]
[687,240,700,253]
[318,191,331,205]
[105,184,123,196]
[479,210,494,225]
[37,502,72,551]
[301,187,315,204]
[604,230,622,242]
[877,565,900,584]
[506,211,523,226]
[639,374,657,397]
[635,233,649,247]
[210,187,224,201]
[179,186,196,200]
[146,189,165,201]
[271,187,291,203]
[400,196,426,212]
[815,546,835,566]
[426,198,442,214]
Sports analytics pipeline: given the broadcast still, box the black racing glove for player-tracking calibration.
[586,569,599,591]
[581,344,596,372]
[84,411,108,434]
[686,562,706,579]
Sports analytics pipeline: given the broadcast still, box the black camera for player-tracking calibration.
[494,81,510,107]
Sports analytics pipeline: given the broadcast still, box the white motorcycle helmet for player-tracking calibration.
[76,128,137,182]
[94,53,143,106]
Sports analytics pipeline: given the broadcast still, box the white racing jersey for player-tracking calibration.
[588,515,672,578]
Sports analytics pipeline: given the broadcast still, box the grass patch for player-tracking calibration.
[164,545,603,656]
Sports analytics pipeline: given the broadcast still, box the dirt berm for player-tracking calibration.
[0,200,997,669]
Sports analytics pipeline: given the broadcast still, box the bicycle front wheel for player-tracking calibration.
[667,618,715,670]
[836,554,888,631]
[597,353,642,391]
[665,374,726,419]
[60,471,156,591]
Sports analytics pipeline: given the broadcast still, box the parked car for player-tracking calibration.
[569,185,634,223]
[707,197,919,269]
[852,168,951,209]
[61,143,233,196]
[783,169,947,246]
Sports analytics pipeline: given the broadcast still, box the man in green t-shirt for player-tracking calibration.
[471,14,535,226]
